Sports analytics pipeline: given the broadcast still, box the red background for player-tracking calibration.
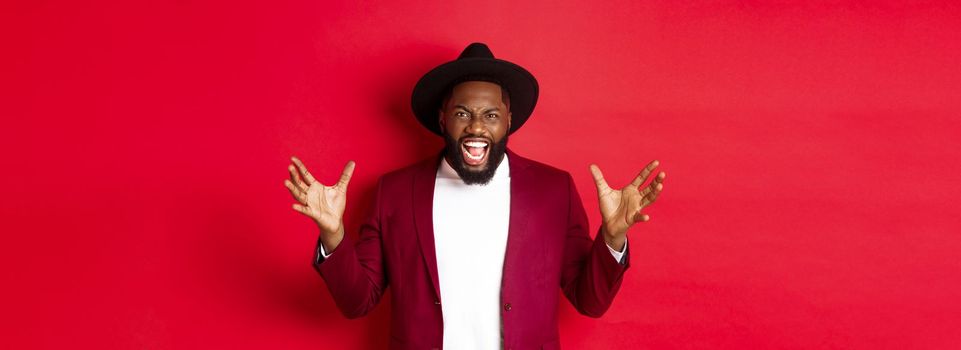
[3,1,961,348]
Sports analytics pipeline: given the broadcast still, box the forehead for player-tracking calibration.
[448,81,505,105]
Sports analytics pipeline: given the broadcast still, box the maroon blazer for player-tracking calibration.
[313,149,630,349]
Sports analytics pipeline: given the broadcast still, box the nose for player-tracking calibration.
[466,116,486,135]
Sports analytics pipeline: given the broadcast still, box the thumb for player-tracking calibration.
[337,161,356,190]
[589,164,610,191]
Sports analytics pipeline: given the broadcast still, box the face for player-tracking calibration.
[439,81,512,185]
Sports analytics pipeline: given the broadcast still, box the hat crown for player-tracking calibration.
[458,42,495,59]
[411,42,537,136]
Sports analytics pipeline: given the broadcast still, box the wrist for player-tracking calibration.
[601,223,625,238]
[601,224,626,251]
[318,223,345,252]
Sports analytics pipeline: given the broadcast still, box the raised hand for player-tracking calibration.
[589,160,666,250]
[285,156,355,251]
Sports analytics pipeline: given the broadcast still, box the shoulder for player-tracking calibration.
[508,150,574,186]
[376,153,441,189]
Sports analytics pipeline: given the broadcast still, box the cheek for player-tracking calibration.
[494,119,510,133]
[443,120,463,137]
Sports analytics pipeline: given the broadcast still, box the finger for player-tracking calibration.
[288,165,308,192]
[589,164,610,191]
[639,182,653,197]
[336,161,356,190]
[648,173,665,193]
[641,181,664,207]
[632,212,650,223]
[290,156,318,185]
[284,180,307,204]
[648,172,665,189]
[648,171,665,185]
[629,160,660,187]
[638,175,663,205]
[292,203,311,216]
[638,176,661,197]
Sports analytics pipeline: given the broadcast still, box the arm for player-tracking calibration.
[311,179,388,318]
[285,157,388,319]
[559,174,630,318]
[560,160,667,317]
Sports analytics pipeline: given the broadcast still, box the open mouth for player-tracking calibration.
[460,138,491,166]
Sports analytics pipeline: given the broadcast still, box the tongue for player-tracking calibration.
[467,146,485,157]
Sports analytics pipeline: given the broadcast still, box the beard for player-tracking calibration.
[443,132,509,185]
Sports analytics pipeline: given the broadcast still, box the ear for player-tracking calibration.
[438,109,446,131]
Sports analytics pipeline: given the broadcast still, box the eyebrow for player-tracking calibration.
[454,105,501,113]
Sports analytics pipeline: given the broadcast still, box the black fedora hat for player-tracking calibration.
[411,42,539,136]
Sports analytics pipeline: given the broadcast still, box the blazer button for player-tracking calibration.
[503,303,512,311]
[434,300,441,305]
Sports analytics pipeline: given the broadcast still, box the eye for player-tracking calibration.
[455,111,469,118]
[486,113,498,119]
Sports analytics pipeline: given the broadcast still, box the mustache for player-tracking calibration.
[458,135,493,142]
[442,132,509,185]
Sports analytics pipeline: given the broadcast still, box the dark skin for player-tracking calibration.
[284,81,666,252]
[438,81,511,174]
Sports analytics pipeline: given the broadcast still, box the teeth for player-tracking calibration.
[461,140,488,162]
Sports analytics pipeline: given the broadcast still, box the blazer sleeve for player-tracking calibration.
[559,173,630,318]
[312,178,388,319]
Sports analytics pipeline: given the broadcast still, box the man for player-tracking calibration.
[284,43,666,349]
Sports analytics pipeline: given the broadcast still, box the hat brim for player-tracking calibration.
[411,57,538,136]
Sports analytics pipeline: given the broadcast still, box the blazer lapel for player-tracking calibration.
[503,149,534,287]
[412,154,442,300]
[413,150,534,301]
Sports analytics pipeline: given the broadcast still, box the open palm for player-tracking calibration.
[285,156,355,236]
[590,160,665,239]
